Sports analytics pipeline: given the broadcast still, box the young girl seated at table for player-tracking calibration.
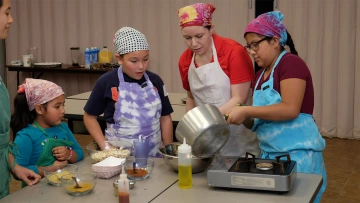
[11,78,84,178]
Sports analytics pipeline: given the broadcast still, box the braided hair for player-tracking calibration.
[284,30,298,55]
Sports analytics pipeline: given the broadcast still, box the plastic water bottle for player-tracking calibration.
[84,48,91,69]
[90,47,95,64]
[93,47,99,63]
[178,138,192,189]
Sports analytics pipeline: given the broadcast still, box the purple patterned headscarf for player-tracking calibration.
[244,11,287,46]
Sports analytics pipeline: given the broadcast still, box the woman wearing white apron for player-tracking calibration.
[227,12,326,203]
[177,3,260,157]
[84,27,173,158]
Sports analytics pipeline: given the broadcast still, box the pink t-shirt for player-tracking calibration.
[252,53,314,114]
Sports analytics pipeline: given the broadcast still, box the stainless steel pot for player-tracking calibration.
[175,104,230,158]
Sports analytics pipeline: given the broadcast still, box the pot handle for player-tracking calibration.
[223,103,247,121]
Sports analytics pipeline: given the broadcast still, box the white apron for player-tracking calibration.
[188,38,260,157]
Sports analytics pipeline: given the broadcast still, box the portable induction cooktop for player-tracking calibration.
[207,153,297,192]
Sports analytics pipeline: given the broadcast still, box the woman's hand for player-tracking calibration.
[52,146,70,161]
[12,165,41,186]
[226,106,249,125]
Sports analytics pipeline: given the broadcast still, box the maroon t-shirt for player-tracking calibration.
[252,53,314,115]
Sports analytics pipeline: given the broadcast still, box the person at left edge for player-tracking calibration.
[84,27,174,157]
[0,0,40,198]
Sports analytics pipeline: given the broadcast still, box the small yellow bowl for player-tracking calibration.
[61,172,97,196]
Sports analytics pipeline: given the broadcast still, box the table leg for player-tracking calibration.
[35,72,44,79]
[67,118,74,132]
[17,71,19,86]
[32,72,44,79]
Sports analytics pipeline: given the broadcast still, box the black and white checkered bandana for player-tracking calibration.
[113,27,149,55]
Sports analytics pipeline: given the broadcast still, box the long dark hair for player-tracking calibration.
[0,0,3,8]
[10,93,36,140]
[281,30,298,55]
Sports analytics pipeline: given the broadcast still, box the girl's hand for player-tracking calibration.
[226,106,248,125]
[52,146,70,161]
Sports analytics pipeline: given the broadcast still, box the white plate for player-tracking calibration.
[34,62,62,66]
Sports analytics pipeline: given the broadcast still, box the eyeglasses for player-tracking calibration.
[244,37,271,53]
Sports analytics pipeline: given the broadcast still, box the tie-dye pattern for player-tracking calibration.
[178,3,215,28]
[244,11,287,46]
[105,67,162,157]
[252,51,326,203]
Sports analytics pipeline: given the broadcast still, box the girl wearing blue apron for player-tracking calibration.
[227,11,326,203]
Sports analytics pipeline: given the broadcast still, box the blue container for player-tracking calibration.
[92,47,99,63]
[84,48,91,69]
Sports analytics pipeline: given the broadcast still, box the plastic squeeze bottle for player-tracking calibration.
[118,165,130,203]
[178,138,192,189]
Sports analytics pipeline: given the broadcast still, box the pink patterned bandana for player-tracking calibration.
[244,11,287,46]
[17,78,64,111]
[178,3,215,28]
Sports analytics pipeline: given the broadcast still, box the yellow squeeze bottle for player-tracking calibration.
[178,138,192,189]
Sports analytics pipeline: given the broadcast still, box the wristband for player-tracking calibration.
[66,146,73,160]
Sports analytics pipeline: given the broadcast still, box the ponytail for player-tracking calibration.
[285,30,298,56]
[10,93,36,140]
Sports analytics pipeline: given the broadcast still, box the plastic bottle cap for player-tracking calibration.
[178,138,191,153]
[120,164,127,179]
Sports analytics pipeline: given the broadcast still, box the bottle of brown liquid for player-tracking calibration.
[118,165,130,203]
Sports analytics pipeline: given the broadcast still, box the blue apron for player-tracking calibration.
[252,51,326,203]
